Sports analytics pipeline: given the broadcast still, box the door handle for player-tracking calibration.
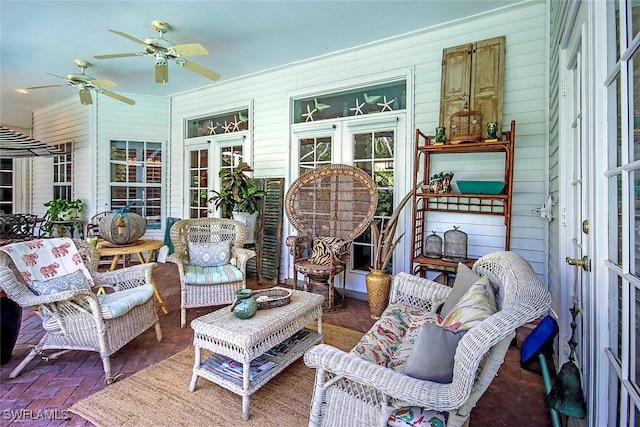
[566,256,591,272]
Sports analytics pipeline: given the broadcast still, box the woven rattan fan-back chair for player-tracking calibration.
[285,164,377,311]
[167,218,256,327]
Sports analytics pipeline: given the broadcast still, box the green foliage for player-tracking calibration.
[42,198,84,237]
[208,161,265,217]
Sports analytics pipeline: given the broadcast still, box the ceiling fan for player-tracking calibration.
[25,59,135,106]
[94,20,221,84]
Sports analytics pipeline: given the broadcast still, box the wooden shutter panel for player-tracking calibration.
[439,43,473,131]
[470,36,505,138]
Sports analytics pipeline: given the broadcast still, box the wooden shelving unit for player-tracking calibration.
[411,120,516,277]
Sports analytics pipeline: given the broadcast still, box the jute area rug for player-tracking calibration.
[69,323,364,427]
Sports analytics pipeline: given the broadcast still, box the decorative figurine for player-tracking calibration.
[434,127,446,145]
[486,122,499,141]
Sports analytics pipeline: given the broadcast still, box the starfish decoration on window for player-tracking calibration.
[377,96,395,112]
[302,104,317,122]
[231,115,241,132]
[350,98,365,116]
[207,122,218,135]
[222,120,233,133]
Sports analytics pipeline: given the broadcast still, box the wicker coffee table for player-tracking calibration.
[189,290,324,420]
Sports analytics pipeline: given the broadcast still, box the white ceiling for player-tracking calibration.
[0,0,521,130]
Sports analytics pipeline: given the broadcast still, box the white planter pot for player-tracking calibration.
[232,212,258,245]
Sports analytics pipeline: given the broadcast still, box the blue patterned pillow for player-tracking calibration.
[29,269,92,296]
[188,241,231,267]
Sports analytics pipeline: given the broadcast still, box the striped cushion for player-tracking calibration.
[184,264,244,285]
[96,284,155,319]
[310,237,343,265]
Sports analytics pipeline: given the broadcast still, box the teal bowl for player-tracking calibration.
[457,180,505,195]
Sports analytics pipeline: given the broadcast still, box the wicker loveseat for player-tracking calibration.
[304,251,551,427]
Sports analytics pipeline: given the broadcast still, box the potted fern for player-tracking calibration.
[366,189,413,318]
[208,161,265,244]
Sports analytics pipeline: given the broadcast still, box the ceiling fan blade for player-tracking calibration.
[101,89,135,105]
[89,79,117,88]
[94,52,142,59]
[108,29,149,47]
[79,90,93,105]
[44,72,69,80]
[172,43,209,56]
[25,84,67,90]
[179,59,220,81]
[155,63,169,84]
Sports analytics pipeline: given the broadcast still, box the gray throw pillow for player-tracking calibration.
[440,262,481,317]
[188,241,231,267]
[403,323,465,383]
[29,269,91,296]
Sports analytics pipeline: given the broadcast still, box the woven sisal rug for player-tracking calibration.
[69,323,364,427]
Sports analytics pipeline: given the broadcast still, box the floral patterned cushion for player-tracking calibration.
[188,241,231,267]
[441,276,497,332]
[388,406,447,427]
[351,303,441,371]
[310,237,343,265]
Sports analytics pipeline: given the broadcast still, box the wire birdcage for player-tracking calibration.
[449,101,482,144]
[424,231,443,259]
[443,226,468,262]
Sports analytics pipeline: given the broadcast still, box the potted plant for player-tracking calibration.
[42,198,84,237]
[208,161,265,244]
[366,189,413,319]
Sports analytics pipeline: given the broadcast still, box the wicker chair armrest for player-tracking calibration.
[330,239,352,258]
[91,263,155,290]
[166,253,186,264]
[304,344,457,410]
[18,288,95,308]
[389,272,452,311]
[285,235,312,260]
[234,247,256,270]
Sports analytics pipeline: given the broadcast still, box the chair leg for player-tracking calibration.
[9,348,38,379]
[181,308,187,328]
[102,354,115,384]
[154,322,163,342]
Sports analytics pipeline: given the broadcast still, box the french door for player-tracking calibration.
[185,136,247,218]
[290,115,408,293]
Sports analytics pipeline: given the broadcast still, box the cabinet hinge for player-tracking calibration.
[561,78,567,97]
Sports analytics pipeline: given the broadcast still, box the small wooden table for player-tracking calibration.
[97,239,169,314]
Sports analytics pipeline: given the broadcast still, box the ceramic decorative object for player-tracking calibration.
[99,206,147,245]
[231,289,258,319]
[422,172,454,194]
[434,126,446,144]
[365,269,392,319]
[486,122,499,140]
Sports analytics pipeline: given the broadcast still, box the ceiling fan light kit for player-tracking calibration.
[23,59,135,106]
[94,19,220,84]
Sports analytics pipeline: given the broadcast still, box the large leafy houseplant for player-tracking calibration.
[208,161,265,218]
[42,198,84,237]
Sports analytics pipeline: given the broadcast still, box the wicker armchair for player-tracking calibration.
[167,218,256,327]
[285,164,377,311]
[84,210,110,239]
[304,251,552,426]
[0,238,162,384]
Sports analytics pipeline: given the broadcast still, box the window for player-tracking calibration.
[110,140,162,229]
[0,158,13,213]
[53,142,72,200]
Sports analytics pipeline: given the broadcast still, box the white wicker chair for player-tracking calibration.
[167,218,256,327]
[0,238,162,384]
[304,251,552,427]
